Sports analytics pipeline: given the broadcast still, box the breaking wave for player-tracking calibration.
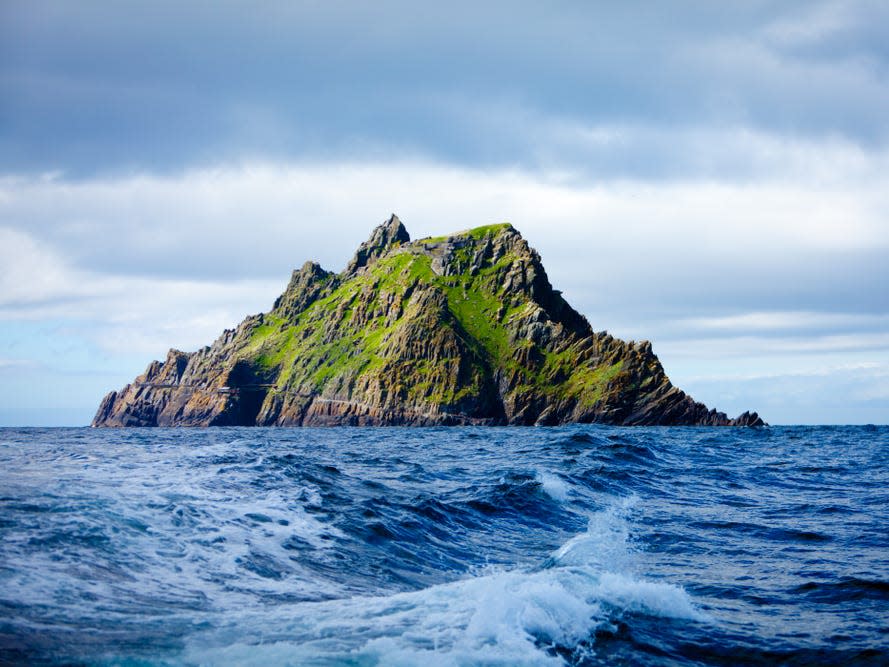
[1,425,887,665]
[184,498,704,666]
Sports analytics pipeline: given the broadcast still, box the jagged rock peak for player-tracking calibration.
[345,214,411,274]
[273,260,337,319]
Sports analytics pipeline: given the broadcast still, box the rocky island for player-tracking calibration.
[93,216,764,427]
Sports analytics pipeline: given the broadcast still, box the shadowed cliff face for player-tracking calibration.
[93,214,764,427]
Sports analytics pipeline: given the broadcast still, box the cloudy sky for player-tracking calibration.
[1,1,887,425]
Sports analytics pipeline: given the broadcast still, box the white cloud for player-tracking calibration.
[0,228,90,305]
[656,333,889,361]
[2,136,887,280]
[0,358,34,369]
[762,0,854,46]
[674,311,889,334]
[0,226,281,357]
[2,153,887,336]
[0,148,886,424]
[683,360,888,384]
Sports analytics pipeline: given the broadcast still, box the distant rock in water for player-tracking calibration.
[93,215,765,427]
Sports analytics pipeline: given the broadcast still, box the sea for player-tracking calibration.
[1,425,887,666]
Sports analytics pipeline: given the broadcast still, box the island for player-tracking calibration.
[93,215,764,427]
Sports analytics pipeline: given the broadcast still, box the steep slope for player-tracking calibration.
[93,215,764,427]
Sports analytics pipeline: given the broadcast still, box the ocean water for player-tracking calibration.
[1,426,887,666]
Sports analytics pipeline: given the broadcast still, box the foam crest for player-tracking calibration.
[535,470,571,502]
[551,494,636,569]
[186,567,602,666]
[595,572,706,622]
[184,497,706,666]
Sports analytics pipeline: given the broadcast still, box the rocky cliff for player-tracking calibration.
[93,215,764,427]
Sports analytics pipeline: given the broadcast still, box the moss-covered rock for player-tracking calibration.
[92,214,764,427]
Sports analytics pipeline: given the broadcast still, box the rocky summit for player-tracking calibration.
[93,215,764,427]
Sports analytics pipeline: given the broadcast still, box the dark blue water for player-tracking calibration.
[1,426,887,666]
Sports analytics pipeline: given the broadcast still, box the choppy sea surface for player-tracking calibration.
[1,426,887,666]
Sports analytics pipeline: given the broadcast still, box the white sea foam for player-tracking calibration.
[535,470,571,502]
[551,494,637,570]
[183,496,707,666]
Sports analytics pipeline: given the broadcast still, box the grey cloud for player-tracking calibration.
[2,1,888,176]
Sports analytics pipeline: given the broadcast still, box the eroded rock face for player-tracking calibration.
[93,216,765,427]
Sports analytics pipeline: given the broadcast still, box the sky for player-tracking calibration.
[1,1,887,426]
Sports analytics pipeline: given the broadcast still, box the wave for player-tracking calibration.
[793,577,889,603]
[182,497,705,666]
[7,426,885,665]
[535,470,571,503]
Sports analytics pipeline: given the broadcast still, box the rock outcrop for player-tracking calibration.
[93,215,765,427]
